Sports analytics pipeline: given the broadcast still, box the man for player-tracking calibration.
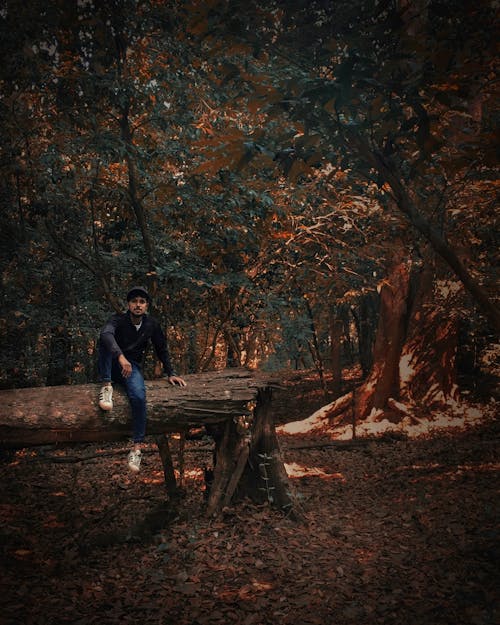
[98,286,186,473]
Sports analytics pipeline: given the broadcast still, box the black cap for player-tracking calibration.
[126,286,151,302]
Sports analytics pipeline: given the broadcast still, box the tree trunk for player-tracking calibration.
[155,433,179,497]
[238,388,298,518]
[46,326,71,387]
[351,291,379,376]
[46,264,71,387]
[0,369,271,448]
[205,416,249,516]
[322,255,463,427]
[399,259,460,406]
[119,105,157,275]
[344,128,500,334]
[329,307,343,398]
[355,258,411,420]
[304,297,327,397]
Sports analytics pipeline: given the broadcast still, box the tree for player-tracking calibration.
[186,0,497,322]
[181,0,498,414]
[1,0,496,406]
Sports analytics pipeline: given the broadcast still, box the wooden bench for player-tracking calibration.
[0,368,295,517]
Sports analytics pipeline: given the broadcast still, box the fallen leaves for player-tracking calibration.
[0,416,498,625]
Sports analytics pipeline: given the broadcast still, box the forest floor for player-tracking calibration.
[0,373,498,625]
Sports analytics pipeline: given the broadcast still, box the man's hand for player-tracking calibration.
[168,375,187,387]
[118,354,132,378]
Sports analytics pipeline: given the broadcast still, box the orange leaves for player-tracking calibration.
[103,161,128,184]
[271,231,293,240]
[193,112,217,137]
[333,169,347,181]
[192,128,250,175]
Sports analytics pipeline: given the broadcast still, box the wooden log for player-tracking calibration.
[0,369,276,448]
[206,416,251,516]
[155,434,179,497]
[239,387,299,519]
[0,369,299,519]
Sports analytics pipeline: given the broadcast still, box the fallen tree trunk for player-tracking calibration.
[0,368,296,518]
[0,369,273,448]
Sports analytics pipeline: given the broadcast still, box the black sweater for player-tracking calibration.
[99,312,175,376]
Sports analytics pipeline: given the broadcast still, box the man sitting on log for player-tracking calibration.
[98,286,186,473]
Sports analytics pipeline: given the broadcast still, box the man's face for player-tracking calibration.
[128,297,149,318]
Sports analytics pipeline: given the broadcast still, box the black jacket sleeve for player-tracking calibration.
[99,314,124,359]
[151,321,176,377]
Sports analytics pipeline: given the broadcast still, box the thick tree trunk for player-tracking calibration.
[355,259,411,419]
[399,260,460,406]
[354,255,461,421]
[205,388,297,518]
[344,128,500,334]
[238,388,298,518]
[319,257,463,428]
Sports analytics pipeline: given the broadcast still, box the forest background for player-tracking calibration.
[0,0,498,426]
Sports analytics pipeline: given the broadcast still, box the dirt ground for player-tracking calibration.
[0,411,498,625]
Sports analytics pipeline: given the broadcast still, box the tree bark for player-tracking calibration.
[399,259,460,405]
[329,307,343,398]
[351,291,378,376]
[304,296,327,397]
[205,417,248,516]
[0,369,275,448]
[155,433,179,497]
[119,104,157,275]
[322,255,463,427]
[355,258,411,419]
[238,388,298,518]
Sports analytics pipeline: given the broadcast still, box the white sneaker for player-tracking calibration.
[128,449,142,473]
[98,385,113,410]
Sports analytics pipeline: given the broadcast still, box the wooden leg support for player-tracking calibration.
[178,432,186,488]
[222,440,249,508]
[206,418,246,516]
[206,387,298,519]
[242,388,298,519]
[155,433,179,499]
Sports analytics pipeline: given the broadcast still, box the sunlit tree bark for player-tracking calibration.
[328,252,464,423]
[399,259,460,408]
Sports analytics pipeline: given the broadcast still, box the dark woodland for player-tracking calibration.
[0,1,498,624]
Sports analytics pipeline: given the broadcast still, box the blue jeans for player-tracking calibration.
[98,343,147,443]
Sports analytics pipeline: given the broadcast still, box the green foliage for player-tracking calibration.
[0,0,497,387]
